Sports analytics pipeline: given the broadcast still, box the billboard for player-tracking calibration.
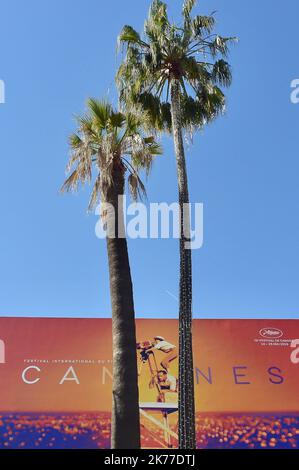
[0,317,298,449]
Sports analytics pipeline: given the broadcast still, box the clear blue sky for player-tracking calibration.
[0,0,298,319]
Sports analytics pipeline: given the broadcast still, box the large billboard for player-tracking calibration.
[0,318,298,449]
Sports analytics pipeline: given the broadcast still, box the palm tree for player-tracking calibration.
[61,99,161,449]
[117,0,236,448]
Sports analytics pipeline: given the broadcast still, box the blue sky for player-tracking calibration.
[0,0,298,319]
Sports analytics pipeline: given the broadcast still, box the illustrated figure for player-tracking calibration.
[137,336,178,401]
[151,336,178,371]
[157,370,177,392]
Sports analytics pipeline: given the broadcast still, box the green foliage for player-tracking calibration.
[61,99,162,209]
[117,0,237,134]
[183,0,197,20]
[118,25,143,47]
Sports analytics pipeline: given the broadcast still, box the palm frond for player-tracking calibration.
[76,114,94,135]
[116,0,237,134]
[191,14,215,37]
[145,0,169,39]
[60,169,80,193]
[209,35,237,57]
[212,59,232,87]
[69,133,83,149]
[149,0,168,25]
[183,0,197,20]
[118,25,145,49]
[87,98,112,130]
[62,96,162,208]
[109,111,126,130]
[87,174,101,212]
[128,172,147,201]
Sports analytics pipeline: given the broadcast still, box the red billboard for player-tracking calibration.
[0,317,298,449]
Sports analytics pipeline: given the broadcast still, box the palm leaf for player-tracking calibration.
[117,0,237,133]
[60,169,80,193]
[63,97,162,209]
[87,174,101,212]
[69,133,83,149]
[118,25,144,48]
[128,172,147,201]
[87,98,111,130]
[183,0,197,20]
[212,59,232,87]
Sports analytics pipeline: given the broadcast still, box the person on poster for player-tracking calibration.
[157,369,177,392]
[148,335,178,371]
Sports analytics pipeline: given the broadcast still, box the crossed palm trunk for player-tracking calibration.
[170,79,196,449]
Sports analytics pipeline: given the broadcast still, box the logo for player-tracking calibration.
[259,328,283,339]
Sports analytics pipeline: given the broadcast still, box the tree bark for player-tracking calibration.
[104,164,140,449]
[170,79,196,449]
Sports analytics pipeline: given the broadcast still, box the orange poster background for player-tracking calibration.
[0,317,298,413]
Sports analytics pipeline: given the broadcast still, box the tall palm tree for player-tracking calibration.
[117,0,236,448]
[61,99,161,449]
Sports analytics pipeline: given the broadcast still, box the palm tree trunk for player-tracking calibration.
[105,164,140,449]
[170,79,196,449]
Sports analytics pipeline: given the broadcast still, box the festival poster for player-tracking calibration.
[0,317,298,449]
